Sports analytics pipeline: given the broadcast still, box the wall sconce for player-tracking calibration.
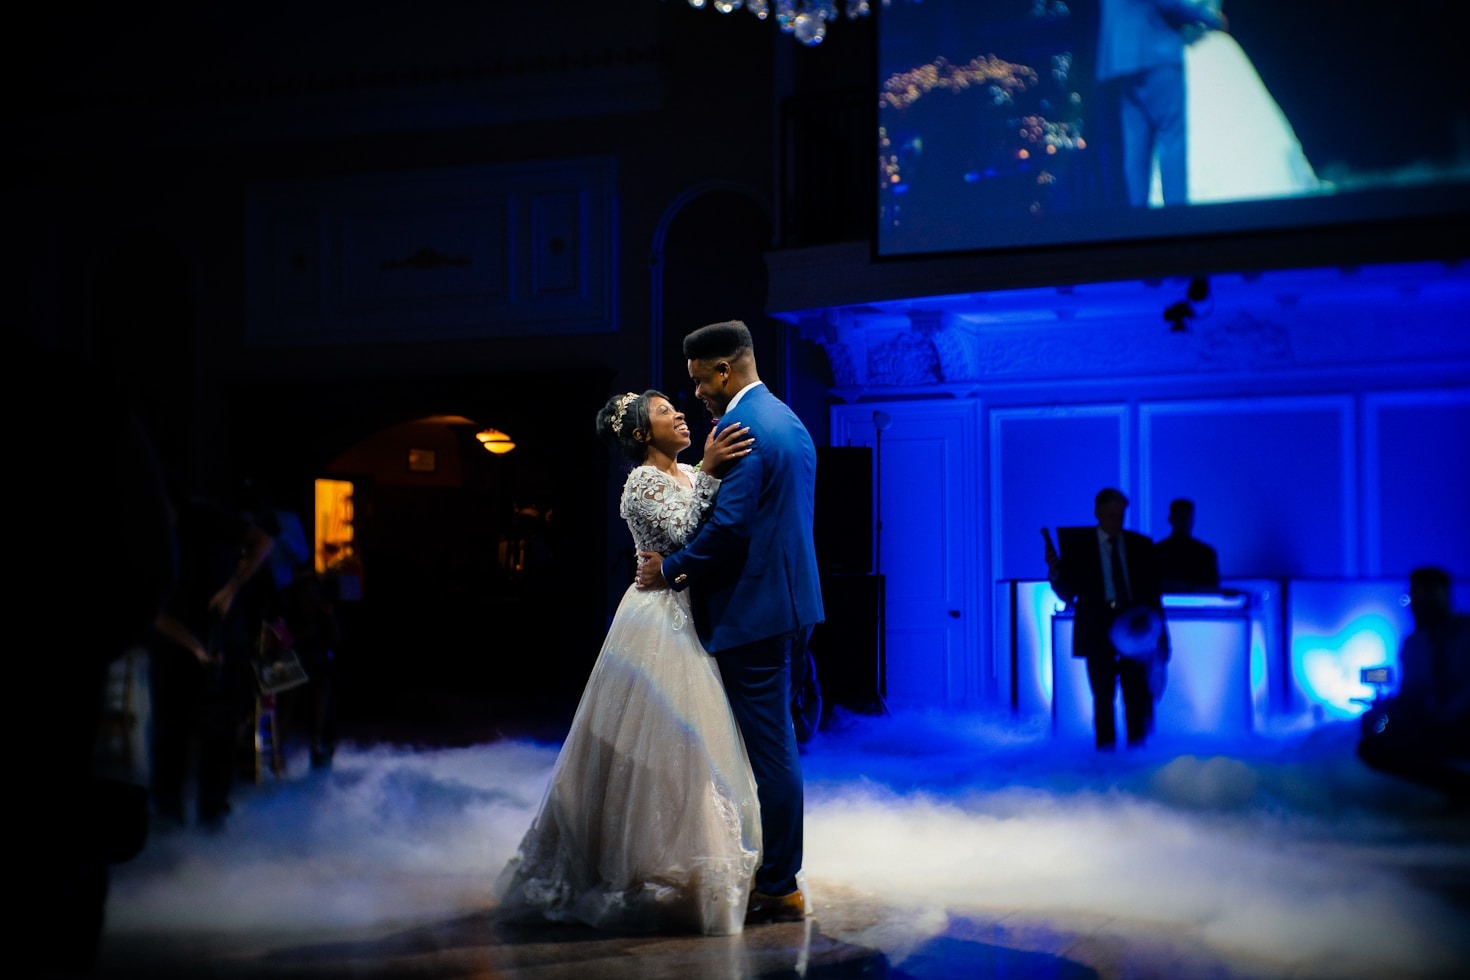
[476,428,516,455]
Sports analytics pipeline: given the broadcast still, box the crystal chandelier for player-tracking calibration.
[676,1,882,47]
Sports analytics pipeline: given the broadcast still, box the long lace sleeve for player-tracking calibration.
[692,467,720,501]
[619,464,716,555]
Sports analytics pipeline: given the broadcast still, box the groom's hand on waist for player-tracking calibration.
[636,550,674,590]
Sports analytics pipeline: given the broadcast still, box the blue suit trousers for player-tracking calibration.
[716,627,808,896]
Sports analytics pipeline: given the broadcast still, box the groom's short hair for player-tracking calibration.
[683,319,753,361]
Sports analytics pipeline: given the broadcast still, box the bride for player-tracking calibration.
[494,390,760,936]
[1152,0,1326,206]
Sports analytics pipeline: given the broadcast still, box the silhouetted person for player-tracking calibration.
[236,478,339,767]
[1045,488,1170,750]
[1357,566,1470,803]
[237,476,312,612]
[1155,497,1220,592]
[18,330,178,974]
[277,563,343,768]
[150,479,274,831]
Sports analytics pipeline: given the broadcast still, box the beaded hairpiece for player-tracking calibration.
[611,392,639,436]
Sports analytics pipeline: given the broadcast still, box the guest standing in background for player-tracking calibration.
[19,329,178,974]
[1155,497,1221,592]
[150,479,274,831]
[1357,566,1470,803]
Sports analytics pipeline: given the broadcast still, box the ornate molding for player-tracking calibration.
[786,259,1470,395]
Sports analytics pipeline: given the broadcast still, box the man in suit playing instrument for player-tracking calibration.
[1045,487,1170,749]
[636,318,825,924]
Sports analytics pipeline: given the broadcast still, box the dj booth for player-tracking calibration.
[1049,592,1256,738]
[996,577,1446,738]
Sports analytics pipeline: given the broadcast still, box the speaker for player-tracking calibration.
[814,446,873,574]
[810,573,883,715]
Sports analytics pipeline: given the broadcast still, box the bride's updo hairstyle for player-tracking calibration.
[596,389,669,464]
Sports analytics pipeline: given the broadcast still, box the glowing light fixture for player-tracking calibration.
[674,0,887,47]
[476,428,516,455]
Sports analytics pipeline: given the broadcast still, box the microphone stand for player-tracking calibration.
[872,411,892,715]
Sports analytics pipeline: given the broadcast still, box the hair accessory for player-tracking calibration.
[611,392,639,436]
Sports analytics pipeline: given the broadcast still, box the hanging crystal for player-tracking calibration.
[776,1,826,45]
[792,11,827,45]
[678,0,885,46]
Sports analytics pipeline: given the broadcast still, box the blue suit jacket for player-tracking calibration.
[1096,0,1224,82]
[661,384,825,652]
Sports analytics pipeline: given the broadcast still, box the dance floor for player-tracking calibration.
[94,698,1470,979]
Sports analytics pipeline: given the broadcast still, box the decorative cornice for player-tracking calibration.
[783,258,1470,395]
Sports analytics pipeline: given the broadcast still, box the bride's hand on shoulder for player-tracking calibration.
[701,423,753,478]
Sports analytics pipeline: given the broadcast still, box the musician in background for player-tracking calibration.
[1045,488,1170,750]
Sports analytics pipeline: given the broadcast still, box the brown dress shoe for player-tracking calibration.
[745,888,807,924]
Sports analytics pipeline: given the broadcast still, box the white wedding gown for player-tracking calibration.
[493,463,761,936]
[1151,30,1325,206]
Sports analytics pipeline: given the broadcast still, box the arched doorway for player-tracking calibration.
[229,369,611,743]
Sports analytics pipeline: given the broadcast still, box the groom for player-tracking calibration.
[635,319,824,924]
[1096,0,1227,207]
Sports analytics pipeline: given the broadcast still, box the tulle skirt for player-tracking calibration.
[1152,31,1324,206]
[493,585,761,936]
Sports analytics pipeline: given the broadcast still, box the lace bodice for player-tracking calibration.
[619,463,718,555]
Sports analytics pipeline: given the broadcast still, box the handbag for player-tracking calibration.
[252,617,310,695]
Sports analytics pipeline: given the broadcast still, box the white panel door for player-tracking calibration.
[831,401,979,708]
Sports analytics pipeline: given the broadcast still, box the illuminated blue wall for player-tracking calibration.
[812,261,1470,718]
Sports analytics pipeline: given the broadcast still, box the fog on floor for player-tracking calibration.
[105,708,1470,976]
